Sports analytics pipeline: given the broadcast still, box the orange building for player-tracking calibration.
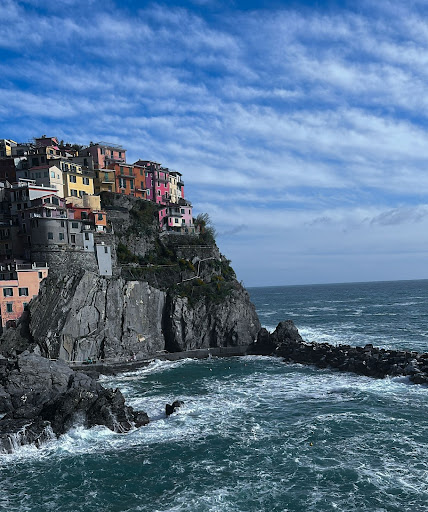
[0,261,49,331]
[90,210,108,232]
[108,163,146,198]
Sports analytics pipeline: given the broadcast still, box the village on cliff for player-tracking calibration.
[0,136,196,334]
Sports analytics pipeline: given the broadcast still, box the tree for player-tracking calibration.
[194,213,217,244]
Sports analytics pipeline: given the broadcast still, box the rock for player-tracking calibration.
[166,400,183,416]
[0,353,149,453]
[248,320,428,385]
[163,285,260,352]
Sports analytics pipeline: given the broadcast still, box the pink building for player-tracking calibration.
[83,142,126,169]
[134,160,170,205]
[161,201,194,233]
[0,261,48,332]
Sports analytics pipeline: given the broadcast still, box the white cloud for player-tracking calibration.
[3,0,428,284]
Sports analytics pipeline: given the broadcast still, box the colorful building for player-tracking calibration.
[94,168,116,194]
[107,163,146,198]
[159,200,194,233]
[60,160,95,200]
[83,142,126,170]
[0,139,17,158]
[0,261,48,332]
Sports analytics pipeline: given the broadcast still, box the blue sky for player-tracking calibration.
[2,0,428,286]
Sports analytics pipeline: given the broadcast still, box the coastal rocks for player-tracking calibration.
[249,320,428,384]
[165,400,183,416]
[0,352,149,453]
[163,286,261,352]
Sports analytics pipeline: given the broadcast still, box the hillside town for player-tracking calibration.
[0,136,195,333]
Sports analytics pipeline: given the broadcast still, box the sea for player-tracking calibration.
[1,280,428,512]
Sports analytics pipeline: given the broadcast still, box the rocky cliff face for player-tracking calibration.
[0,193,260,362]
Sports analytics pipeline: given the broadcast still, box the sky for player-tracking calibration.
[2,0,428,286]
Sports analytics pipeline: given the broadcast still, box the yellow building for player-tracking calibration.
[94,168,116,194]
[0,139,17,157]
[60,160,95,199]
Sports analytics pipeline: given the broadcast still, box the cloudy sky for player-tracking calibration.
[2,0,428,286]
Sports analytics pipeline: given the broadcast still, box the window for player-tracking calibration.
[44,171,48,177]
[52,197,59,205]
[146,189,150,195]
[182,219,185,224]
[46,210,51,217]
[72,222,78,229]
[59,233,64,241]
[48,232,53,240]
[83,177,89,185]
[140,169,143,175]
[61,221,65,227]
[181,209,185,214]
[19,288,29,296]
[3,288,13,297]
[70,234,76,244]
[81,212,88,219]
[130,181,134,190]
[51,171,55,178]
[70,175,77,183]
[6,303,13,313]
[83,158,88,166]
[38,272,43,279]
[71,190,78,197]
[44,198,50,203]
[85,233,89,240]
[157,190,161,196]
[104,172,109,181]
[175,218,178,224]
[104,247,108,253]
[98,214,103,221]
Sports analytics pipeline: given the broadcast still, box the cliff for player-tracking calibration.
[0,193,260,362]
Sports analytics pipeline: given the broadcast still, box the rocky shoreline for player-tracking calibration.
[248,320,428,384]
[0,352,148,454]
[2,320,427,454]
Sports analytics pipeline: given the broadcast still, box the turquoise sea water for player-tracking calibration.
[1,280,428,511]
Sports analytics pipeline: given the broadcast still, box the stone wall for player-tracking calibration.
[31,249,98,276]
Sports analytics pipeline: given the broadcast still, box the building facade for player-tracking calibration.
[0,261,48,332]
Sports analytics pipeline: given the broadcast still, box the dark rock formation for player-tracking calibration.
[0,352,148,453]
[249,320,428,384]
[165,400,183,416]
